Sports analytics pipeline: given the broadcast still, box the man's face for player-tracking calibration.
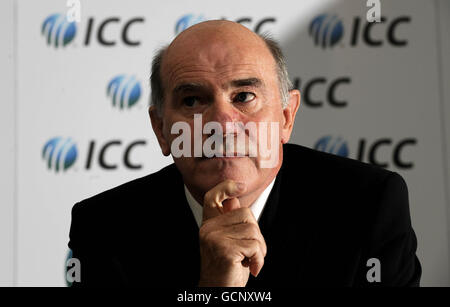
[150,21,300,204]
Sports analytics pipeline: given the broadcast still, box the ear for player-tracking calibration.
[149,106,171,156]
[281,89,301,144]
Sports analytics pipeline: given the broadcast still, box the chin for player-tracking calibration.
[194,157,258,188]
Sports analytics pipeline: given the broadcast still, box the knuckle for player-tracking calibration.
[253,251,264,263]
[251,240,260,250]
[237,207,253,221]
[242,207,252,215]
[245,223,259,238]
[262,242,267,257]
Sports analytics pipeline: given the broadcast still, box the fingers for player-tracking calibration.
[237,239,265,277]
[205,221,267,278]
[224,223,267,257]
[226,222,267,277]
[202,207,258,230]
[199,179,267,284]
[204,180,246,210]
[202,180,246,221]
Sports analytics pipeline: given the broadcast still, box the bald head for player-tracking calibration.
[169,20,265,47]
[150,20,292,115]
[166,20,269,61]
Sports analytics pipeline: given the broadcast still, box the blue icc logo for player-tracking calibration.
[107,75,142,109]
[309,14,344,49]
[314,135,349,157]
[42,137,78,172]
[175,14,205,35]
[41,13,77,48]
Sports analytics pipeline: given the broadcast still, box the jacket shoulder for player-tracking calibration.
[282,143,395,186]
[71,163,180,219]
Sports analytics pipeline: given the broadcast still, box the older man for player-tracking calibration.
[68,20,421,287]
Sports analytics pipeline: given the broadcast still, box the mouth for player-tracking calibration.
[199,140,250,160]
[199,153,249,160]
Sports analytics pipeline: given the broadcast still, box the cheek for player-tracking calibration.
[162,115,192,139]
[249,109,283,136]
[162,117,197,158]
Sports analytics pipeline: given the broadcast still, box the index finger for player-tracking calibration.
[202,180,246,221]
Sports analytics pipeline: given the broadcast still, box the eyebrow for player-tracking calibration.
[229,78,263,88]
[173,82,204,94]
[172,78,263,94]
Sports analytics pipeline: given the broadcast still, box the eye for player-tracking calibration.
[234,92,255,104]
[182,96,200,107]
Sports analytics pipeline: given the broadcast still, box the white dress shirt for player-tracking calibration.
[184,179,276,228]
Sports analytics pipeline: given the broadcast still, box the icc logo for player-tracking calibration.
[42,13,144,47]
[42,137,78,172]
[309,14,344,49]
[107,75,141,109]
[42,136,147,172]
[314,135,417,169]
[309,13,410,48]
[41,13,77,48]
[175,14,205,35]
[314,136,349,157]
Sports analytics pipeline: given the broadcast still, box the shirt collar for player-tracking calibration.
[184,179,276,228]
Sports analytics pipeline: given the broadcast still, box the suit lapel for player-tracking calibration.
[247,154,314,287]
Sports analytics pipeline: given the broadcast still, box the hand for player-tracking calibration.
[198,180,267,287]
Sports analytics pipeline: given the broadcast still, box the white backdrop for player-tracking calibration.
[0,0,15,287]
[437,1,450,284]
[1,0,449,286]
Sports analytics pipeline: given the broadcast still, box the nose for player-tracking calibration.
[203,97,239,132]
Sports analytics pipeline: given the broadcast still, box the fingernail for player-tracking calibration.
[236,182,245,190]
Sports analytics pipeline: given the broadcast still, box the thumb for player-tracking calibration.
[202,180,246,222]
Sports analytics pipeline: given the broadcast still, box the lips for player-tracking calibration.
[200,153,249,160]
[203,140,249,158]
[192,131,258,159]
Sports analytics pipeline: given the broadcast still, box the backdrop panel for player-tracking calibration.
[10,0,450,286]
[437,0,450,282]
[0,0,16,287]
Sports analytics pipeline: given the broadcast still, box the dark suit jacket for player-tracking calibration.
[68,143,421,287]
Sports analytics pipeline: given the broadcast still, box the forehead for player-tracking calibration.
[162,35,277,90]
